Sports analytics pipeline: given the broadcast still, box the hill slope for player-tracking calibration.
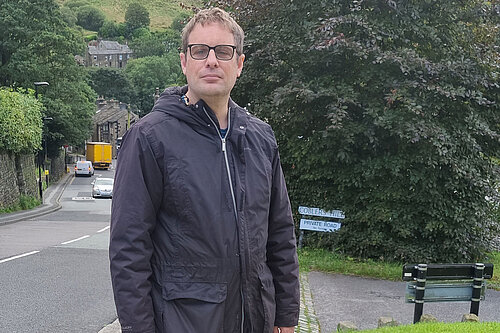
[56,0,201,30]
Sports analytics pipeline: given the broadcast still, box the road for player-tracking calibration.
[0,167,117,333]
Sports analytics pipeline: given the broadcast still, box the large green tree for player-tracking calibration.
[218,0,500,262]
[124,51,184,115]
[87,68,135,105]
[129,29,181,58]
[0,0,95,158]
[125,2,151,33]
[76,5,106,32]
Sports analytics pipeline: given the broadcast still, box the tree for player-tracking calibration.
[99,21,127,39]
[87,68,135,104]
[0,0,95,158]
[129,29,181,58]
[124,52,184,115]
[125,3,150,33]
[216,0,500,262]
[76,5,106,32]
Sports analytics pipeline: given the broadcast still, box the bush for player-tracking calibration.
[0,88,42,154]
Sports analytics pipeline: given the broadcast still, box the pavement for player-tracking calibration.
[2,175,500,332]
[0,172,72,226]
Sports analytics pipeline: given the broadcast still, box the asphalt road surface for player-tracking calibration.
[0,167,117,333]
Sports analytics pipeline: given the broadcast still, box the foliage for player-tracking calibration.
[0,88,43,154]
[125,2,151,32]
[298,248,401,280]
[57,0,199,30]
[128,29,181,58]
[171,12,192,32]
[60,6,77,27]
[99,21,127,38]
[124,52,185,114]
[0,0,95,158]
[76,5,106,32]
[87,68,135,104]
[216,0,500,262]
[364,322,500,333]
[0,195,41,213]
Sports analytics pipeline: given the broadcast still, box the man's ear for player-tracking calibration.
[180,52,187,75]
[237,54,245,78]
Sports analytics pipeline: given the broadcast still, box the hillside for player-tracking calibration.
[56,0,201,30]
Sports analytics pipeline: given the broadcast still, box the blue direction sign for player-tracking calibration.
[299,219,341,232]
[298,206,345,219]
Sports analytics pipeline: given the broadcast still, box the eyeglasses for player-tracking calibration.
[187,44,237,61]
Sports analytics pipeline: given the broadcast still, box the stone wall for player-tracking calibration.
[48,150,66,183]
[0,152,38,208]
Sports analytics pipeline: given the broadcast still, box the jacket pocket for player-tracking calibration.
[258,268,276,333]
[161,281,227,333]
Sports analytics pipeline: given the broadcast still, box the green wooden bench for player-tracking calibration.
[402,263,494,323]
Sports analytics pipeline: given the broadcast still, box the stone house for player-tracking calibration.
[86,40,133,68]
[92,98,139,157]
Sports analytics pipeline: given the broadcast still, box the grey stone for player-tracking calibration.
[377,316,399,327]
[419,314,438,323]
[461,313,480,322]
[337,321,358,332]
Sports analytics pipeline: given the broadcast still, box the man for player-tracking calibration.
[110,8,299,333]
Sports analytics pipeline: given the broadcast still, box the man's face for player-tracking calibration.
[180,22,244,103]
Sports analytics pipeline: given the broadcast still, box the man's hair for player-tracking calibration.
[181,8,244,56]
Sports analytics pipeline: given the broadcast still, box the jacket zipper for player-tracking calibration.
[203,107,245,333]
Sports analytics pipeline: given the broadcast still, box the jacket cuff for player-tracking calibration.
[274,308,299,327]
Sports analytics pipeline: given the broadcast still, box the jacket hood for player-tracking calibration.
[152,86,241,130]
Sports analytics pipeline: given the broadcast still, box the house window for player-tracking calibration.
[119,55,123,61]
[93,55,97,60]
[127,54,130,59]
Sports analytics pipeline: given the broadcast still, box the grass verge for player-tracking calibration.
[298,248,500,290]
[362,321,500,332]
[0,195,41,214]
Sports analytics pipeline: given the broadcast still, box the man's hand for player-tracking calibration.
[273,327,295,333]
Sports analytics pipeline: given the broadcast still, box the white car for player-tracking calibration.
[92,177,114,198]
[75,161,94,177]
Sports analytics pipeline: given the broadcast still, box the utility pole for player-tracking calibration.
[34,82,49,202]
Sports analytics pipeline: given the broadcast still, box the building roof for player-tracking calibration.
[88,40,133,55]
[94,100,139,125]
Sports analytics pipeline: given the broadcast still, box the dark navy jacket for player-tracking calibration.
[109,86,300,333]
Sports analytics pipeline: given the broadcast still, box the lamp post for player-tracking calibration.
[34,82,49,202]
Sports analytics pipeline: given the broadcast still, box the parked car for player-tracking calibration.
[75,160,94,177]
[91,177,114,198]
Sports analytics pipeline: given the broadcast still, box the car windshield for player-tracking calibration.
[95,179,114,185]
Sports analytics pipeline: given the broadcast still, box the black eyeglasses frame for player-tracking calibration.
[187,44,237,61]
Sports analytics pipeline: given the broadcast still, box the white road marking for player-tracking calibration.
[61,235,90,245]
[0,251,40,264]
[72,197,94,201]
[97,226,110,233]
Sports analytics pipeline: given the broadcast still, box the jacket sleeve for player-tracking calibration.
[266,145,300,327]
[109,124,164,333]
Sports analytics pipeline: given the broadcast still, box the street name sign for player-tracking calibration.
[298,206,345,219]
[300,218,341,232]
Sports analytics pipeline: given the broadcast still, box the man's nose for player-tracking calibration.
[205,49,219,67]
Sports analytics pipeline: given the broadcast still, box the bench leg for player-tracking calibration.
[413,264,427,323]
[470,263,484,316]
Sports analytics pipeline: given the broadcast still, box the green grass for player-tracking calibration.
[486,251,500,290]
[56,0,201,30]
[298,248,402,281]
[0,195,41,213]
[361,321,500,332]
[298,248,500,290]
